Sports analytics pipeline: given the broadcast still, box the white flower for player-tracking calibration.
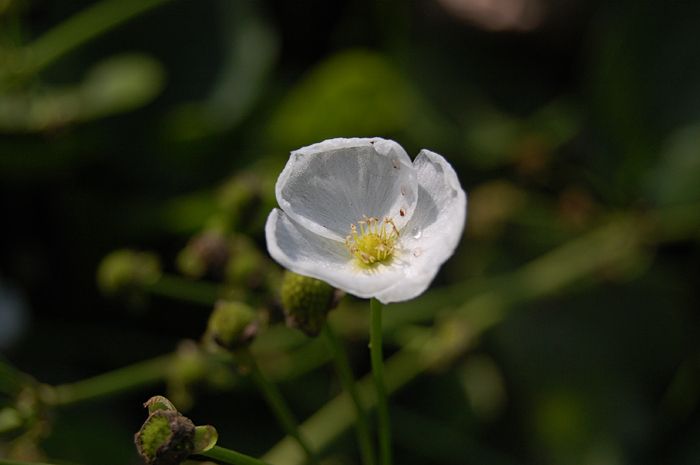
[265,137,467,304]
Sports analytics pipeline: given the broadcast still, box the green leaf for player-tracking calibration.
[266,49,418,149]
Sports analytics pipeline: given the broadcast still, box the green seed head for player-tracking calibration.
[280,271,336,336]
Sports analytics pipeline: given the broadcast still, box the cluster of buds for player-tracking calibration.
[177,231,273,293]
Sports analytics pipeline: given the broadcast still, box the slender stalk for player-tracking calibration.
[241,349,317,464]
[263,211,700,465]
[201,445,274,465]
[51,355,172,406]
[263,343,429,465]
[322,323,376,465]
[24,0,175,74]
[370,298,391,465]
[147,274,219,306]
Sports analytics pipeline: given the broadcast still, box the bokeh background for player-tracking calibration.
[2,0,700,464]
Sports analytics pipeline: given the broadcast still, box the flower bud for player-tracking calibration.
[97,249,161,295]
[225,235,265,287]
[217,173,262,230]
[176,231,230,279]
[204,301,257,350]
[280,271,338,337]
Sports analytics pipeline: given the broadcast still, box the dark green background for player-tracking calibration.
[2,1,700,464]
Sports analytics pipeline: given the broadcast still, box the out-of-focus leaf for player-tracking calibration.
[161,0,277,141]
[0,53,163,132]
[266,49,420,150]
[463,100,578,169]
[648,123,700,206]
[205,0,277,129]
[80,53,164,118]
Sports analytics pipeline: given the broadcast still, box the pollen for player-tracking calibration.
[345,216,399,267]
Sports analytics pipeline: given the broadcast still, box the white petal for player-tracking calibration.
[265,208,408,298]
[376,149,467,303]
[275,137,418,241]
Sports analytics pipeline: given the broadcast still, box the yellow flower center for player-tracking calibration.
[345,216,399,267]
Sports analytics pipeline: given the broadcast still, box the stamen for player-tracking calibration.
[345,215,399,267]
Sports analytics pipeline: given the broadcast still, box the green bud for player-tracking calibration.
[97,249,161,295]
[0,407,23,434]
[280,271,337,337]
[166,341,208,411]
[217,173,261,229]
[204,301,257,350]
[135,409,195,465]
[176,231,230,279]
[169,341,207,386]
[225,235,265,287]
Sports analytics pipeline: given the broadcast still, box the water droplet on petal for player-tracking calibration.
[411,227,422,239]
[413,248,422,257]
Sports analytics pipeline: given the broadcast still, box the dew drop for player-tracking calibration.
[413,248,422,257]
[411,227,422,239]
[392,158,401,170]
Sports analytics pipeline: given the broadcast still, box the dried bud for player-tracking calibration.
[135,409,195,465]
[204,301,257,350]
[280,271,337,337]
[97,249,161,295]
[135,396,218,465]
[176,231,230,279]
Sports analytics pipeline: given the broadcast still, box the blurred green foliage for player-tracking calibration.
[1,1,700,465]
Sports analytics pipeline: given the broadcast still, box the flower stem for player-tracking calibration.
[241,349,318,464]
[201,445,274,465]
[50,355,172,406]
[147,274,219,306]
[322,323,376,465]
[370,298,392,465]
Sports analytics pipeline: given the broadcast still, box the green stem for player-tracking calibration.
[147,274,220,306]
[51,355,172,406]
[242,350,317,464]
[263,343,430,465]
[322,323,376,465]
[201,445,273,465]
[24,0,175,74]
[262,213,700,465]
[370,298,391,465]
